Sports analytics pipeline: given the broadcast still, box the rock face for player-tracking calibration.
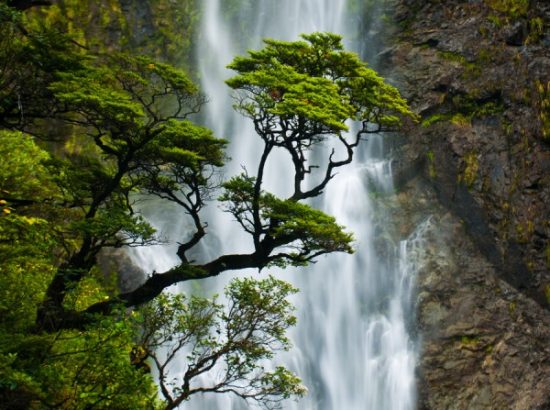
[382,0,550,408]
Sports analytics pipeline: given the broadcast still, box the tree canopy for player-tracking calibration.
[0,3,414,408]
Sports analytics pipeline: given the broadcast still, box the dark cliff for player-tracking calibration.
[384,0,549,408]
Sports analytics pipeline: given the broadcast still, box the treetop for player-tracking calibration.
[226,32,415,134]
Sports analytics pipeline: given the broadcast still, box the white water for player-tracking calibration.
[129,1,422,408]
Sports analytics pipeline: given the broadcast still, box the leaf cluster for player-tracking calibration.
[220,174,354,267]
[0,311,160,409]
[139,276,306,409]
[227,32,414,134]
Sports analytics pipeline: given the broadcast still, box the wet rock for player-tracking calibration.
[384,0,550,408]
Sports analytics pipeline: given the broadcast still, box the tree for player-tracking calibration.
[0,130,160,410]
[73,32,413,319]
[0,3,414,407]
[139,276,306,410]
[36,51,226,329]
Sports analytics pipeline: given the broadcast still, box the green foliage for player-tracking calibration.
[49,53,197,131]
[526,17,545,44]
[0,129,159,406]
[536,80,550,140]
[0,21,89,129]
[0,215,55,330]
[220,174,354,266]
[437,50,470,66]
[487,14,505,27]
[0,5,222,407]
[139,276,306,407]
[460,335,480,347]
[51,67,145,128]
[485,0,529,18]
[48,53,227,198]
[70,207,156,247]
[227,32,414,133]
[459,151,479,188]
[437,50,480,78]
[0,313,160,409]
[265,195,354,257]
[219,33,413,276]
[139,119,227,173]
[451,93,504,118]
[515,219,535,244]
[0,130,58,201]
[421,92,504,129]
[24,0,199,62]
[421,113,450,127]
[0,131,62,330]
[450,113,471,127]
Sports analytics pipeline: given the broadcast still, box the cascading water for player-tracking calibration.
[129,0,423,408]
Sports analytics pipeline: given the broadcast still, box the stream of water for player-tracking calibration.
[130,1,421,408]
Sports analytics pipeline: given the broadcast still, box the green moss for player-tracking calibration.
[453,334,484,349]
[545,283,550,305]
[451,94,505,118]
[487,14,504,27]
[421,113,451,127]
[536,81,550,140]
[485,0,529,18]
[27,0,199,64]
[459,151,479,188]
[438,50,481,78]
[508,300,517,315]
[460,335,480,346]
[515,220,534,243]
[451,113,471,127]
[477,48,496,65]
[527,17,545,44]
[438,50,469,65]
[421,93,503,131]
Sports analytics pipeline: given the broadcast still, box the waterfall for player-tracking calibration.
[129,0,421,408]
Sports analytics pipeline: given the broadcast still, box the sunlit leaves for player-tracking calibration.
[227,58,352,131]
[220,174,354,266]
[139,276,305,408]
[35,313,158,409]
[260,366,308,400]
[226,32,415,134]
[224,276,298,347]
[51,67,145,129]
[0,131,62,330]
[0,130,58,201]
[264,193,354,258]
[141,119,226,169]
